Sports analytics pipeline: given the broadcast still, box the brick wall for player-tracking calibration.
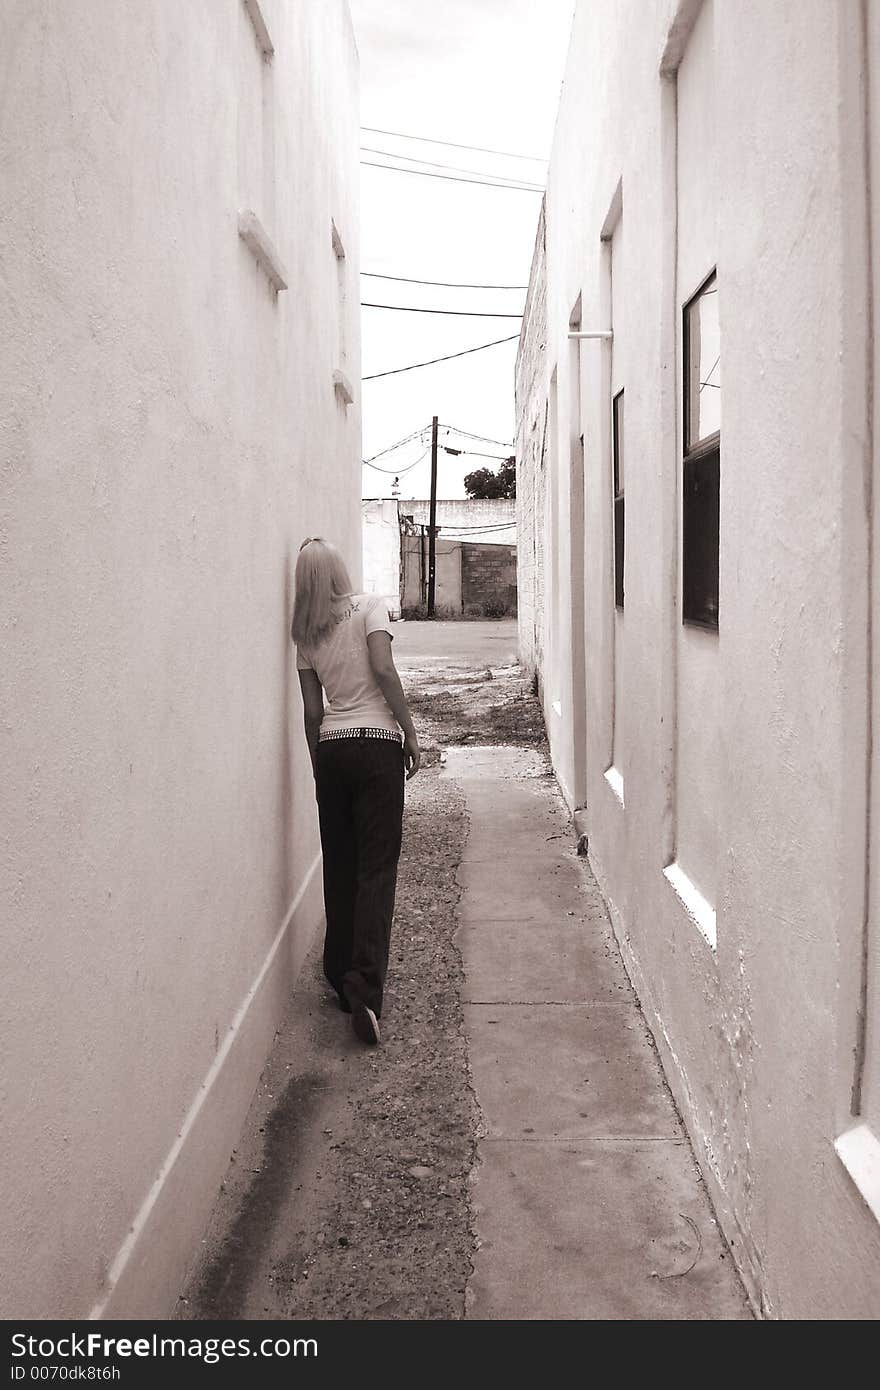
[461,543,517,614]
[401,535,516,615]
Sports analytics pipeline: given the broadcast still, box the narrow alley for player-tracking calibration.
[6,0,880,1341]
[177,622,750,1321]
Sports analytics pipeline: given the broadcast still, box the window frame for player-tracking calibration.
[681,269,720,631]
[612,387,625,611]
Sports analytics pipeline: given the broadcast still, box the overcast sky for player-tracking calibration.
[349,0,574,502]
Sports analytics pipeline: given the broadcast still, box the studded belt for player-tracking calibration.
[318,726,403,744]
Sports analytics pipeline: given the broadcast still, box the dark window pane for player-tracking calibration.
[614,495,625,609]
[684,273,720,451]
[612,388,624,497]
[682,445,719,629]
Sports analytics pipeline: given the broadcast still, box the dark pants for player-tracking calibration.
[315,735,404,1018]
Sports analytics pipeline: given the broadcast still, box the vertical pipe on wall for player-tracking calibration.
[568,297,588,803]
[850,0,875,1116]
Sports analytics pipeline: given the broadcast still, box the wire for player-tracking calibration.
[363,447,429,476]
[362,301,522,318]
[699,355,721,393]
[361,161,544,193]
[421,522,517,535]
[361,125,548,163]
[441,424,515,448]
[440,522,516,532]
[360,146,540,185]
[444,447,514,461]
[364,433,513,473]
[363,334,520,381]
[362,271,529,291]
[363,426,429,463]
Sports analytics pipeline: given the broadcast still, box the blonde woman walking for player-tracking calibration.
[292,538,420,1046]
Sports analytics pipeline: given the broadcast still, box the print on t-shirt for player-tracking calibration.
[331,598,359,628]
[295,593,399,736]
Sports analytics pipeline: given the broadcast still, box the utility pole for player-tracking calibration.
[427,415,438,617]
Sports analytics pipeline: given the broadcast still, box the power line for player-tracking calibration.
[441,424,515,448]
[360,146,544,187]
[361,125,548,163]
[364,429,514,472]
[361,145,529,181]
[362,271,529,290]
[362,301,522,318]
[443,447,513,461]
[363,447,430,476]
[363,425,429,463]
[422,522,517,535]
[360,161,544,193]
[363,334,520,381]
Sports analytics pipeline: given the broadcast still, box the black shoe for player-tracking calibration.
[351,1003,380,1046]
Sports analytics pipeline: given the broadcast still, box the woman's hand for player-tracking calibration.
[403,733,421,780]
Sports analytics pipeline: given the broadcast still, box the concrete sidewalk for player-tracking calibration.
[446,745,752,1320]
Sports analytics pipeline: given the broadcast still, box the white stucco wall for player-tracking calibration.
[516,202,547,682]
[521,0,880,1317]
[674,0,721,908]
[0,0,360,1319]
[361,499,401,618]
[402,497,517,546]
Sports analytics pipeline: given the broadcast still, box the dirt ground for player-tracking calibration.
[177,626,546,1321]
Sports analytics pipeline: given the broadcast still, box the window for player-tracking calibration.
[682,271,720,629]
[613,389,625,609]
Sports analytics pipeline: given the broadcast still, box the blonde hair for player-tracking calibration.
[291,537,354,649]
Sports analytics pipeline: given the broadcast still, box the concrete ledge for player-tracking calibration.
[658,0,704,75]
[89,855,322,1318]
[663,860,716,950]
[243,0,274,58]
[835,1123,880,1227]
[332,368,355,406]
[238,210,288,291]
[604,765,625,807]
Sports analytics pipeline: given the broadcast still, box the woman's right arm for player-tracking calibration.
[366,632,421,779]
[298,669,324,776]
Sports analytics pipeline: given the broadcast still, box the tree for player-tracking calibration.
[463,455,516,500]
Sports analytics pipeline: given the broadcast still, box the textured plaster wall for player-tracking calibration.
[361,499,402,617]
[674,0,721,905]
[516,203,548,682]
[403,497,517,545]
[521,0,880,1317]
[0,0,361,1318]
[401,536,461,612]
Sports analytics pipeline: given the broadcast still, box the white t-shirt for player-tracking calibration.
[295,593,400,735]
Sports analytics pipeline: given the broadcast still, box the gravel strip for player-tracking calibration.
[277,769,476,1319]
[178,760,477,1320]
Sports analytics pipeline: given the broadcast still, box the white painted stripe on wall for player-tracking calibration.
[604,765,625,806]
[88,853,322,1319]
[663,860,717,950]
[835,1124,880,1228]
